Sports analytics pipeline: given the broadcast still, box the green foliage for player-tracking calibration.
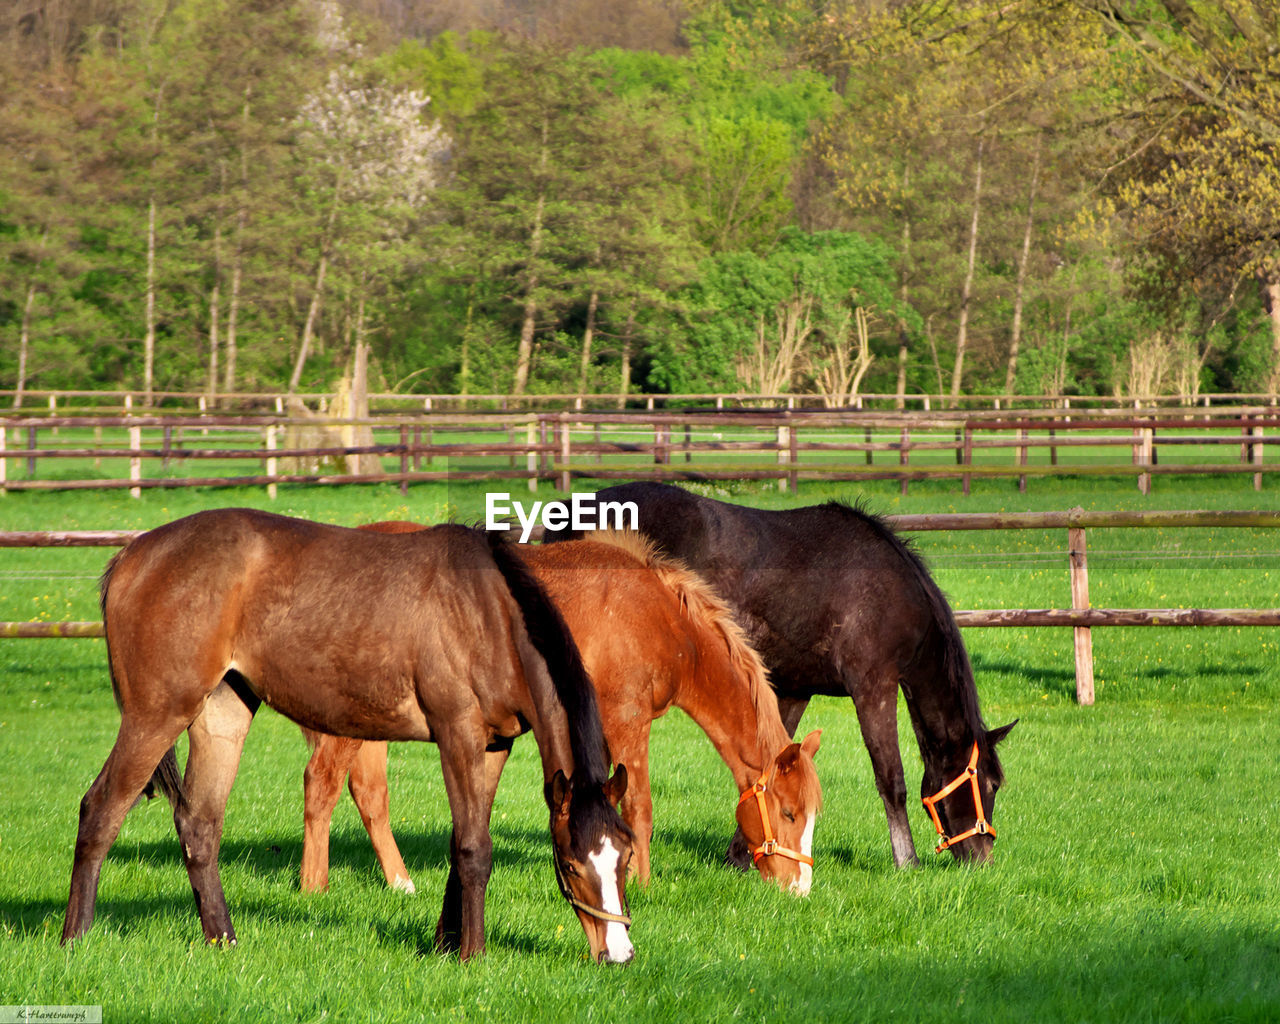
[650,228,910,393]
[2,0,1279,401]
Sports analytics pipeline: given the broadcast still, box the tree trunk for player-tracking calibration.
[14,281,34,410]
[951,135,985,406]
[578,289,600,397]
[288,189,341,396]
[207,221,222,400]
[144,195,156,406]
[1264,271,1280,393]
[513,115,550,397]
[224,88,251,400]
[617,304,635,409]
[896,166,911,410]
[1005,135,1041,396]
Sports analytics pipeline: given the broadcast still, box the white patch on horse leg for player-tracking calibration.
[392,876,416,895]
[588,837,634,964]
[790,815,816,897]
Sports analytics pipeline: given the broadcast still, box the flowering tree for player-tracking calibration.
[288,53,450,394]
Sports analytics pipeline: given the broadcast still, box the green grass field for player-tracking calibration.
[1,475,1278,1022]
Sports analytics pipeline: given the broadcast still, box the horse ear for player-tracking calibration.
[775,743,801,775]
[987,720,1018,746]
[546,769,572,815]
[604,764,628,807]
[800,729,822,759]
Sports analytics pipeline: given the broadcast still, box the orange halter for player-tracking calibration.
[921,742,995,853]
[737,768,814,867]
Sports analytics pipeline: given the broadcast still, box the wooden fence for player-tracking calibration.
[1,407,1277,497]
[4,508,1278,706]
[5,388,1278,417]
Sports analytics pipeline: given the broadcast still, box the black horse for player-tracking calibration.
[553,482,1014,868]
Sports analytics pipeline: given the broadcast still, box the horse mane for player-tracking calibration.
[484,531,612,788]
[820,500,1004,785]
[584,530,789,759]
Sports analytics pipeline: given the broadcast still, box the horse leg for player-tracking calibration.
[850,673,918,868]
[62,713,193,943]
[173,677,259,943]
[724,695,812,871]
[348,740,414,893]
[301,733,361,893]
[608,723,653,884]
[433,739,507,961]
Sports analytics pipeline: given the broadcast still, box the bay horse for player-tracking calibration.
[61,508,634,964]
[299,523,822,897]
[553,482,1016,869]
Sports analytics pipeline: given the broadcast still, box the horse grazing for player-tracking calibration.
[553,482,1016,868]
[62,508,634,964]
[299,523,822,898]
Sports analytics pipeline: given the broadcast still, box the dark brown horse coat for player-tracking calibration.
[552,482,1015,868]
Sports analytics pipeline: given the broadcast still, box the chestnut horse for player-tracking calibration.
[300,524,822,897]
[62,509,634,964]
[553,483,1016,868]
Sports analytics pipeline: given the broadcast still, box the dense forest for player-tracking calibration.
[3,0,1280,405]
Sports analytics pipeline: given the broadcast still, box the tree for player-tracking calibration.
[651,228,911,396]
[1074,0,1280,388]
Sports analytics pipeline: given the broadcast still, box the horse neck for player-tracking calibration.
[670,599,792,793]
[901,641,982,775]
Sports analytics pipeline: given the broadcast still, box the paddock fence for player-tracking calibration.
[1,406,1278,497]
[4,508,1278,706]
[5,389,1278,417]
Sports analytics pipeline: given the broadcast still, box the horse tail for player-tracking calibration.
[484,532,611,787]
[100,546,189,809]
[142,747,187,808]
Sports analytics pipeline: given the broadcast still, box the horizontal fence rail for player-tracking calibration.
[1,406,1277,497]
[4,509,1278,706]
[5,389,1279,416]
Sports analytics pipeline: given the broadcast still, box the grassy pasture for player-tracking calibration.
[1,474,1278,1022]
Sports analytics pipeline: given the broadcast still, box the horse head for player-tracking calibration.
[736,730,822,896]
[921,720,1017,864]
[547,765,634,964]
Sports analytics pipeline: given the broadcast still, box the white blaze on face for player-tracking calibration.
[588,836,633,963]
[790,814,816,897]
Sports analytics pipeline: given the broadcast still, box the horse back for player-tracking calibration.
[577,485,938,698]
[101,509,537,743]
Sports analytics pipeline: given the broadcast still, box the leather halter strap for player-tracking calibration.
[553,854,632,926]
[921,741,995,853]
[737,769,813,867]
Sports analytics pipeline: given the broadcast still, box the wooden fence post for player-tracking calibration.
[399,425,409,496]
[527,422,538,493]
[777,424,790,492]
[1133,423,1153,494]
[1017,426,1028,493]
[1068,525,1095,705]
[962,425,973,497]
[899,426,910,497]
[129,423,142,499]
[265,425,278,501]
[26,425,37,478]
[558,415,571,492]
[789,422,799,492]
[1252,417,1264,491]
